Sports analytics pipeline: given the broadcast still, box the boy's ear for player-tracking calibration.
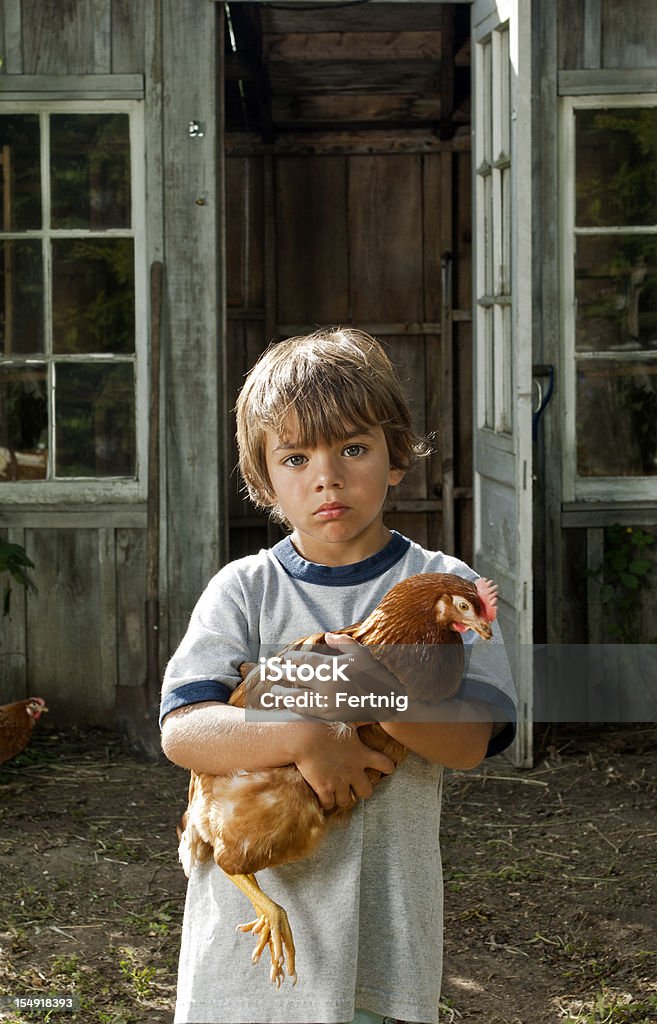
[388,467,406,487]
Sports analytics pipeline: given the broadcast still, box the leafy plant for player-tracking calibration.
[589,524,656,642]
[0,538,37,616]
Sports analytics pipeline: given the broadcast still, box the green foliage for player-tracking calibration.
[589,525,656,642]
[0,538,37,616]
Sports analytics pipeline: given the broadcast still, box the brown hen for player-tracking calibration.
[178,572,497,987]
[0,697,48,765]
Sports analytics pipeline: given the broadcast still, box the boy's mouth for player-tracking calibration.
[314,502,349,519]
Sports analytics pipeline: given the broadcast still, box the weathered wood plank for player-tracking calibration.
[386,511,430,549]
[385,335,427,501]
[0,506,147,528]
[583,0,601,69]
[116,528,147,686]
[557,0,585,70]
[225,129,470,156]
[21,0,95,74]
[263,153,276,343]
[98,527,118,694]
[602,0,657,68]
[226,320,267,528]
[272,93,442,126]
[25,530,114,722]
[349,154,423,322]
[562,503,657,527]
[276,322,442,337]
[422,155,443,540]
[92,0,111,73]
[558,68,657,93]
[162,0,224,645]
[268,59,442,94]
[439,152,455,553]
[261,5,444,34]
[0,527,27,702]
[111,0,145,73]
[0,73,144,96]
[2,0,22,74]
[226,156,265,309]
[265,31,443,61]
[275,155,349,324]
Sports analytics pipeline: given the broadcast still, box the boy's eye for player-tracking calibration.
[342,444,367,457]
[283,454,307,467]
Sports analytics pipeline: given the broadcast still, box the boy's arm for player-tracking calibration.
[161,701,395,809]
[378,699,494,770]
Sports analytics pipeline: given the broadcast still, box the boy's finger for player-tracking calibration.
[369,750,395,775]
[324,632,357,648]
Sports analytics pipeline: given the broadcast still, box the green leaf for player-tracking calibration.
[629,558,652,576]
[619,572,639,590]
[610,551,628,573]
[599,584,615,603]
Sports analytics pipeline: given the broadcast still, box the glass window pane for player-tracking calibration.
[576,108,657,227]
[1,240,44,355]
[0,364,48,481]
[52,239,134,354]
[575,235,657,352]
[50,113,131,229]
[55,363,135,477]
[0,114,41,230]
[577,359,657,476]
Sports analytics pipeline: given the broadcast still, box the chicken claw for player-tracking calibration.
[228,873,297,987]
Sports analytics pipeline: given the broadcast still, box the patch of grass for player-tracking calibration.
[117,947,156,1000]
[558,989,657,1023]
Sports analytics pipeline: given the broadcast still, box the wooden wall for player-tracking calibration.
[0,0,224,730]
[225,140,473,565]
[533,0,657,648]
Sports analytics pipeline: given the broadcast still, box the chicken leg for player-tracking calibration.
[225,871,297,988]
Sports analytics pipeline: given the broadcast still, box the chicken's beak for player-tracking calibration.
[471,620,493,641]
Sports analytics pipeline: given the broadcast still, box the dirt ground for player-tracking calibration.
[0,724,656,1024]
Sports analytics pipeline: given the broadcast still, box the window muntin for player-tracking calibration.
[0,104,144,493]
[565,100,657,491]
[475,24,513,436]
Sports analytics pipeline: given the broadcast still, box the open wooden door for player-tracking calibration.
[471,0,533,766]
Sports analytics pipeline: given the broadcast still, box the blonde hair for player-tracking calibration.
[235,328,431,522]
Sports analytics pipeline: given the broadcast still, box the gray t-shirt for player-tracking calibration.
[161,532,517,1024]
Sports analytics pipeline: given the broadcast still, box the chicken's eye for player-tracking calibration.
[457,600,470,612]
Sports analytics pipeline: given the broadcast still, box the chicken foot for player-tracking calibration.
[225,871,297,988]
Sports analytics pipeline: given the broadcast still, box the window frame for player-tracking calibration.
[474,20,513,438]
[560,93,657,503]
[0,98,147,504]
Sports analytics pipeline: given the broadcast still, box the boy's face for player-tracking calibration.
[264,422,405,565]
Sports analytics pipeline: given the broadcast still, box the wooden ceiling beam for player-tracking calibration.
[265,30,443,61]
[269,59,441,93]
[260,4,445,34]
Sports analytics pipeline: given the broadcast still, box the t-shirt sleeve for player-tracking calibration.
[457,618,518,757]
[159,566,257,727]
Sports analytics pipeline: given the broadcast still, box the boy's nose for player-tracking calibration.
[313,454,344,489]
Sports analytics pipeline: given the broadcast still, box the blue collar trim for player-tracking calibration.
[272,530,411,586]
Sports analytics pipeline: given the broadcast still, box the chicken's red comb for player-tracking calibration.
[476,577,498,622]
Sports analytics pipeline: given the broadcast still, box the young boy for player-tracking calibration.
[160,329,517,1024]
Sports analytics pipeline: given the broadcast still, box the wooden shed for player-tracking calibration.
[1,0,656,766]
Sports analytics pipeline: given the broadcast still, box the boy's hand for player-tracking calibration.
[292,719,395,810]
[269,634,405,722]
